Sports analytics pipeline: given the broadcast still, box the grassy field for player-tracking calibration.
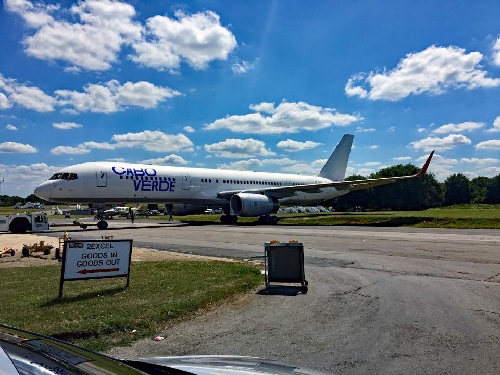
[1,204,498,228]
[178,205,500,229]
[0,261,262,351]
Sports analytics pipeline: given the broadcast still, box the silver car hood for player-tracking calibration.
[135,355,328,375]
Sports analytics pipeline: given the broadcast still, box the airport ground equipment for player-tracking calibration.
[49,219,107,230]
[264,241,308,294]
[0,212,49,234]
[22,240,53,257]
[0,247,15,257]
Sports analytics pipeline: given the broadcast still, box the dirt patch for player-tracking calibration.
[0,233,229,269]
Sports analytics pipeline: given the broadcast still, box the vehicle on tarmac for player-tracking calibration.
[0,212,49,234]
[34,134,434,227]
[0,323,327,375]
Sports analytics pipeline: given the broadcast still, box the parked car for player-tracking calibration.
[0,323,327,374]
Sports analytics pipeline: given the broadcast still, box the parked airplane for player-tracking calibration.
[34,134,434,227]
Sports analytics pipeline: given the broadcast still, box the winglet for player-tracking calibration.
[416,151,434,177]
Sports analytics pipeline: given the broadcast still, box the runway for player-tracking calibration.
[48,222,500,374]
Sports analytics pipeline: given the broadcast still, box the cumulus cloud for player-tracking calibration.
[276,139,322,152]
[6,124,17,131]
[218,158,296,170]
[7,0,142,71]
[475,139,500,150]
[0,74,57,111]
[130,10,236,71]
[393,156,412,161]
[204,100,363,134]
[0,162,60,197]
[141,154,188,165]
[0,74,178,113]
[50,131,194,156]
[486,116,500,133]
[432,121,484,134]
[55,80,180,113]
[53,122,82,130]
[183,126,195,133]
[112,131,193,152]
[205,138,275,158]
[346,45,500,101]
[410,134,472,151]
[6,1,235,73]
[493,37,500,66]
[0,142,37,153]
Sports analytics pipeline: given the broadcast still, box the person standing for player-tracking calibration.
[129,207,135,224]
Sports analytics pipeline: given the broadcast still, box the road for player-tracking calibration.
[48,220,500,374]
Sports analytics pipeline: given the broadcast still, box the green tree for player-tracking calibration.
[444,173,472,205]
[485,174,500,204]
[470,176,492,204]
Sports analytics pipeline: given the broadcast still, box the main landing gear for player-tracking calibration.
[258,215,279,225]
[220,215,238,224]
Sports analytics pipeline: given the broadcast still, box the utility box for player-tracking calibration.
[264,241,308,293]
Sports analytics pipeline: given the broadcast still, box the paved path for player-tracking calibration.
[46,221,500,374]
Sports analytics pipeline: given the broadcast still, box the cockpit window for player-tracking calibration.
[49,173,78,180]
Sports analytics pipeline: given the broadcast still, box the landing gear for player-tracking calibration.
[97,220,108,230]
[258,215,279,225]
[220,215,238,224]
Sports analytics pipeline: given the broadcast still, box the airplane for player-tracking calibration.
[34,134,434,228]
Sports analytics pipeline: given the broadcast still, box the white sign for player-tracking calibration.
[62,240,132,280]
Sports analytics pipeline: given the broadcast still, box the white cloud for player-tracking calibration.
[346,45,500,101]
[0,142,37,153]
[368,145,379,149]
[9,85,56,112]
[460,157,499,164]
[205,138,275,158]
[0,93,11,109]
[218,158,296,171]
[432,121,484,134]
[410,134,472,151]
[7,0,142,71]
[493,37,500,66]
[486,116,500,133]
[6,124,17,131]
[183,126,195,133]
[0,162,60,197]
[55,80,180,113]
[81,141,115,150]
[475,139,500,150]
[130,10,236,71]
[232,60,255,74]
[205,100,363,134]
[393,156,412,161]
[276,139,322,152]
[112,130,193,152]
[141,154,188,165]
[53,122,82,130]
[355,127,375,133]
[51,145,90,155]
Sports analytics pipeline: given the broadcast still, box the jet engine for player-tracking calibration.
[230,193,279,217]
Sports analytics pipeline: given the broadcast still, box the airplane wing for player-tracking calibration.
[217,151,434,200]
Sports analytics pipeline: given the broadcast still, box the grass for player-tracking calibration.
[178,205,500,229]
[1,204,498,229]
[0,261,262,351]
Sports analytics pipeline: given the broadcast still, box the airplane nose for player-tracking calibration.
[34,182,51,200]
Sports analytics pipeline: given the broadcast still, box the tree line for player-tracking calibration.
[330,164,500,211]
[1,164,499,211]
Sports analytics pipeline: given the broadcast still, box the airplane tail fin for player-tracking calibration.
[318,134,354,181]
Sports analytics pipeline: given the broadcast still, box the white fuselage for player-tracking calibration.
[34,162,344,207]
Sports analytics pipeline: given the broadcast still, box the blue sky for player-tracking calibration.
[1,0,499,198]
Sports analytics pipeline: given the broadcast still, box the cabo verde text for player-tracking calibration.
[112,166,175,192]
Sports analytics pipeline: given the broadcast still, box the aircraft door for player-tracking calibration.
[182,175,190,190]
[96,171,107,187]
